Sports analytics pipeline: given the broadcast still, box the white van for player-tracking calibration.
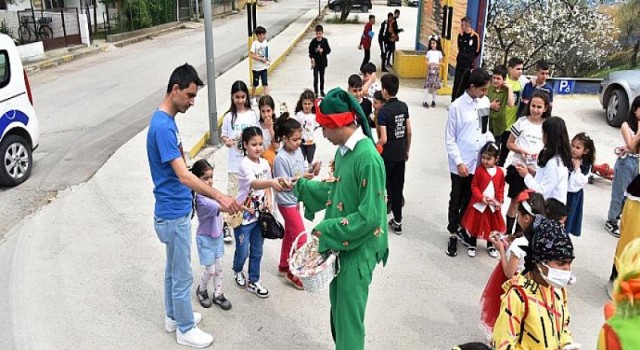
[0,33,39,186]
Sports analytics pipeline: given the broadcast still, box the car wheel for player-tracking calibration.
[0,135,33,187]
[606,89,629,127]
[361,4,369,12]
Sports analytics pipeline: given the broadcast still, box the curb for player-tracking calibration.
[25,45,108,73]
[188,6,326,158]
[113,24,187,48]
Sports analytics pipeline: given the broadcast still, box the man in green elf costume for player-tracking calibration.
[294,87,389,350]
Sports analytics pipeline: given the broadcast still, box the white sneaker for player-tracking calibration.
[176,326,213,348]
[165,312,202,333]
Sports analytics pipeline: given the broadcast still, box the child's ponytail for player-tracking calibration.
[274,112,301,142]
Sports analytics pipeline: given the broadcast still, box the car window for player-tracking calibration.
[0,50,9,88]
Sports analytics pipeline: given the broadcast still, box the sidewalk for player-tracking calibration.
[1,4,614,350]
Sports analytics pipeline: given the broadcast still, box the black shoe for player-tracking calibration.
[320,91,326,97]
[605,220,620,238]
[422,102,430,108]
[196,286,212,308]
[212,293,232,310]
[381,66,389,72]
[388,219,402,234]
[223,222,232,243]
[446,236,458,257]
[431,101,436,108]
[456,228,471,247]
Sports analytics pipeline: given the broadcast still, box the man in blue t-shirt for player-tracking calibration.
[517,59,554,117]
[146,63,240,348]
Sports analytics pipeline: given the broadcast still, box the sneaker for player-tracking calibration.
[278,266,288,277]
[247,281,270,298]
[388,219,402,234]
[234,271,246,288]
[223,222,232,243]
[431,101,436,108]
[195,286,212,308]
[212,294,232,310]
[456,228,471,247]
[422,102,430,108]
[487,247,499,258]
[320,91,326,97]
[381,66,389,72]
[467,247,477,257]
[446,236,458,257]
[568,274,577,285]
[606,280,613,300]
[176,326,213,348]
[605,221,620,238]
[285,272,304,290]
[165,313,202,333]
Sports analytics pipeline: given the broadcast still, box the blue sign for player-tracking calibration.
[555,79,575,95]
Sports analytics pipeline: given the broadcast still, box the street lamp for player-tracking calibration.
[203,0,218,145]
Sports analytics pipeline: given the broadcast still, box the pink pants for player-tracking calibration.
[278,204,307,269]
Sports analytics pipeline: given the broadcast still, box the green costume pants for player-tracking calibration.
[330,254,375,350]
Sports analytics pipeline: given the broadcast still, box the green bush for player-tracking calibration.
[120,0,175,30]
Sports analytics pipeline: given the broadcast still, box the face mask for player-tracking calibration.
[540,263,572,288]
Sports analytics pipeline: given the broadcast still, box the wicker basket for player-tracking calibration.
[289,231,338,293]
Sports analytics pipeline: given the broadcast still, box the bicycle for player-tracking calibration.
[18,16,53,43]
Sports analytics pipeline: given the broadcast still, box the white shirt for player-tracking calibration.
[237,157,272,225]
[445,92,495,174]
[504,116,544,167]
[251,39,269,71]
[221,109,259,173]
[524,155,569,204]
[506,236,528,273]
[567,164,590,193]
[339,127,365,156]
[426,50,443,64]
[296,111,317,144]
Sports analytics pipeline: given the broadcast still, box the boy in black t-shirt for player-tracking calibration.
[308,25,331,97]
[347,74,374,128]
[377,73,412,234]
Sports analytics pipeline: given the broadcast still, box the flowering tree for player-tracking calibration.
[483,0,619,76]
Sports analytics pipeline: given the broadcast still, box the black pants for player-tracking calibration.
[378,39,386,66]
[361,48,370,70]
[497,131,511,167]
[451,63,472,101]
[447,173,474,233]
[313,66,326,95]
[385,160,406,222]
[385,41,396,66]
[301,143,316,164]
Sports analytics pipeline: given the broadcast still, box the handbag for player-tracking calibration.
[259,210,284,239]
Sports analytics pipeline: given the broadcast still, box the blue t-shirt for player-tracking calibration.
[146,110,192,219]
[518,82,554,117]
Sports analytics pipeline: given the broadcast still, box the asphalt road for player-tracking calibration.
[0,0,319,240]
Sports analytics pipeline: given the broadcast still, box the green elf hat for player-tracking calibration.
[315,87,373,140]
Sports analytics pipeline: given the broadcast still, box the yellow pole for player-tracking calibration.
[438,0,453,96]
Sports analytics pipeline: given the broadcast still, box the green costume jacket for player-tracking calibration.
[295,136,389,273]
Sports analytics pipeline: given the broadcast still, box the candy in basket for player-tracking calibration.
[288,231,338,293]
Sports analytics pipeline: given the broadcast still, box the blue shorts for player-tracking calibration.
[252,69,268,87]
[196,234,224,266]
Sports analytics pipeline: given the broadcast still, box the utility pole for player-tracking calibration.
[203,0,219,145]
[247,0,257,85]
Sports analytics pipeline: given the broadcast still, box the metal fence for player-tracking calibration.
[16,8,81,50]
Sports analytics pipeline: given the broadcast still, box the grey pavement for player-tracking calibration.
[1,3,621,349]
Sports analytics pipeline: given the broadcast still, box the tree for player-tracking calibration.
[484,0,618,76]
[339,0,354,22]
[615,0,640,48]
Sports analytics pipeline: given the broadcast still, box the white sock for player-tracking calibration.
[213,258,224,298]
[431,91,437,104]
[200,264,215,292]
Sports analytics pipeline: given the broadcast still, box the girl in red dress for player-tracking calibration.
[461,142,506,258]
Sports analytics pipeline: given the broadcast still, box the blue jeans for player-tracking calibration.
[607,155,639,222]
[154,213,195,333]
[232,221,264,283]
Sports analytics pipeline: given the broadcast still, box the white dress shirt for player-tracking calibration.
[445,92,494,175]
[524,155,569,204]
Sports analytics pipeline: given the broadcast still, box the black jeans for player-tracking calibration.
[378,39,386,66]
[451,63,472,101]
[385,41,396,65]
[313,66,326,94]
[301,143,316,164]
[497,131,510,167]
[361,48,370,70]
[447,173,474,233]
[385,160,406,222]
